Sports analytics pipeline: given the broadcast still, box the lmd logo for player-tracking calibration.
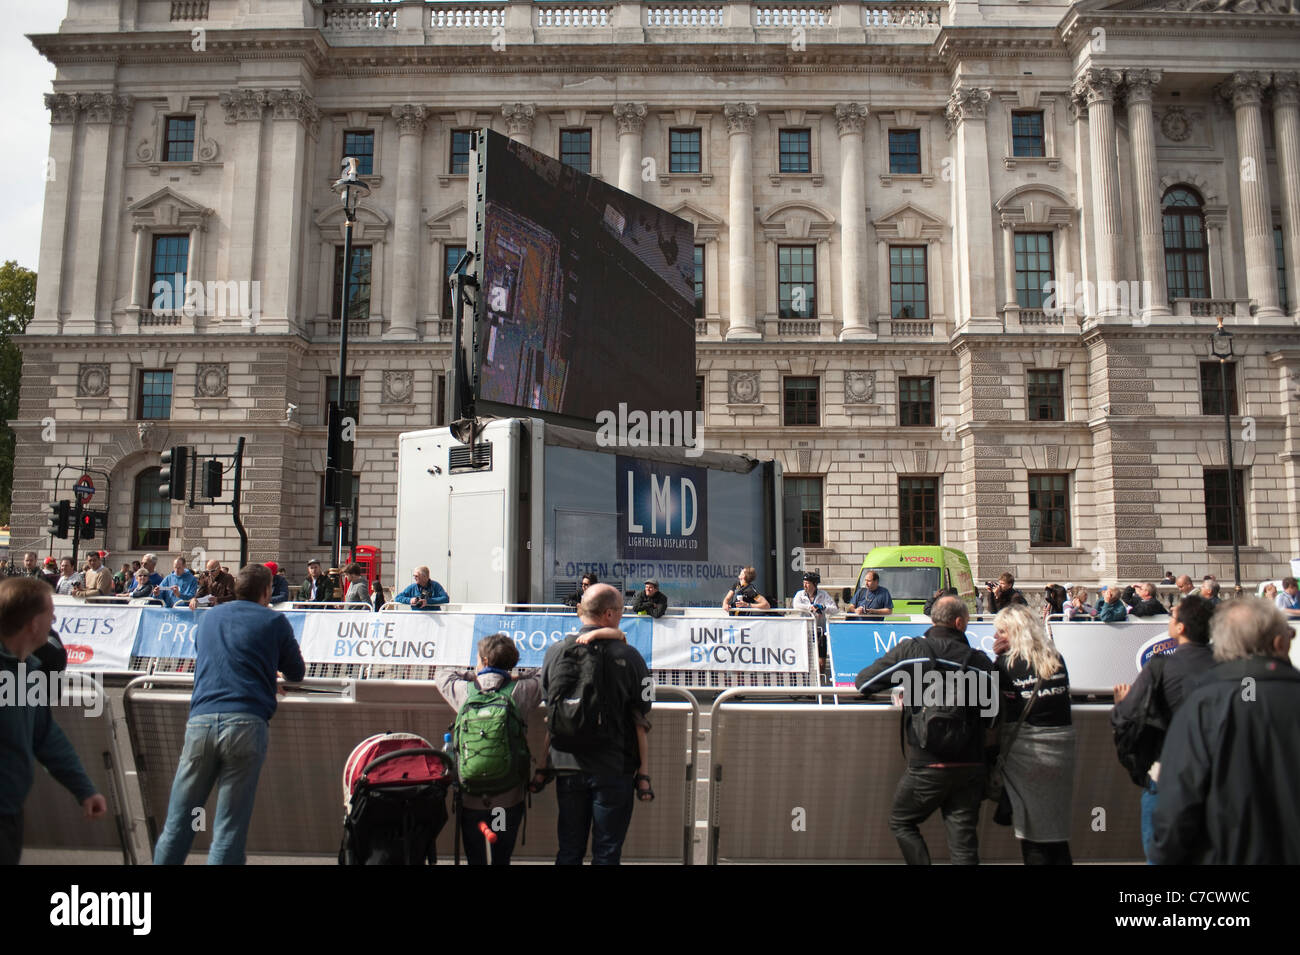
[616,455,708,561]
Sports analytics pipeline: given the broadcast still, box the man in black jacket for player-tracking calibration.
[856,596,997,865]
[1127,582,1169,617]
[1111,594,1214,861]
[631,578,667,618]
[985,573,1027,613]
[1151,597,1300,864]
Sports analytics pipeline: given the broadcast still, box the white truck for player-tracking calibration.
[395,417,796,607]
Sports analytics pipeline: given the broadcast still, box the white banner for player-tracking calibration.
[651,616,809,672]
[53,603,142,670]
[1047,621,1169,691]
[299,611,442,665]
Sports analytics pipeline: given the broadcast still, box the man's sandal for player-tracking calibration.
[635,773,655,802]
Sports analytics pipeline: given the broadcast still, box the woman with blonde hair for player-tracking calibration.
[992,603,1076,865]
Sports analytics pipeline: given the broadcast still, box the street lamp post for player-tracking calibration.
[1210,317,1242,596]
[330,158,371,572]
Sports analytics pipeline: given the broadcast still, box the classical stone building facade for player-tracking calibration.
[10,0,1300,593]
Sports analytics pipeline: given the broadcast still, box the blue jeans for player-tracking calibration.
[1140,779,1158,864]
[554,773,636,865]
[153,713,268,866]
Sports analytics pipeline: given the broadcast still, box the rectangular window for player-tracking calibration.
[332,245,373,322]
[1028,473,1071,547]
[436,373,447,427]
[888,129,921,175]
[319,475,361,548]
[137,370,173,421]
[150,234,189,311]
[443,244,467,323]
[889,246,928,319]
[778,246,816,319]
[1012,111,1045,158]
[560,129,592,173]
[670,128,701,174]
[1027,369,1065,422]
[783,376,819,427]
[899,477,940,545]
[1199,361,1239,416]
[785,476,824,548]
[134,469,170,549]
[694,245,705,319]
[163,116,196,163]
[696,375,705,413]
[779,128,811,174]
[1015,232,1054,309]
[450,129,472,174]
[1203,468,1247,547]
[324,375,361,425]
[343,130,375,176]
[899,376,934,426]
[1277,225,1289,312]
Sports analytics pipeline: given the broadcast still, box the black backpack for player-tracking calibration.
[902,639,983,761]
[546,637,626,754]
[1114,654,1171,786]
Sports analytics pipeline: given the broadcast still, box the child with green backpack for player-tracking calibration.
[437,632,545,865]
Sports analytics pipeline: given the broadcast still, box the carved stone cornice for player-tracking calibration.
[45,92,132,125]
[1123,69,1162,106]
[833,102,868,137]
[1218,70,1270,110]
[501,102,536,138]
[612,102,648,136]
[723,101,757,136]
[220,89,268,124]
[944,87,991,138]
[45,93,80,125]
[391,104,428,136]
[1274,71,1300,107]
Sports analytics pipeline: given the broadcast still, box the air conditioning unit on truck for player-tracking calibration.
[395,417,800,608]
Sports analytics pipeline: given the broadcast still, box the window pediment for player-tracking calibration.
[872,202,945,241]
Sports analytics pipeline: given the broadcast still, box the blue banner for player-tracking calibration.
[132,607,307,659]
[827,621,997,688]
[468,612,654,668]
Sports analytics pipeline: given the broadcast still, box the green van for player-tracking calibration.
[850,546,978,617]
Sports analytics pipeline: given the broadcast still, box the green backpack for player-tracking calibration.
[452,681,531,797]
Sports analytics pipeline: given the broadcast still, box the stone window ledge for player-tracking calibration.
[1002,155,1062,172]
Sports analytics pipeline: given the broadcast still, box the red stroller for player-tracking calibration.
[339,732,454,865]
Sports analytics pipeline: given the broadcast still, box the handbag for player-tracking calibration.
[985,670,1046,806]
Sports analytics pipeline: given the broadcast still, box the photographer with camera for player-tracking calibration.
[985,572,1027,614]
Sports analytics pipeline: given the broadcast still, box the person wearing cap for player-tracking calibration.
[300,559,335,603]
[264,562,290,604]
[632,578,668,618]
[793,571,839,668]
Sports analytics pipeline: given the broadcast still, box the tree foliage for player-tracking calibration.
[0,261,37,524]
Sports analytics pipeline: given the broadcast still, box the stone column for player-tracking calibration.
[1124,69,1171,319]
[834,102,872,340]
[1220,71,1283,320]
[129,226,149,309]
[390,104,428,339]
[262,89,316,332]
[1057,222,1075,323]
[613,102,647,198]
[725,102,760,340]
[1001,217,1018,314]
[502,102,535,148]
[34,93,81,331]
[219,89,268,299]
[1072,68,1125,319]
[1272,72,1300,320]
[945,86,996,329]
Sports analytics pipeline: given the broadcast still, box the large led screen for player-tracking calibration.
[470,129,696,425]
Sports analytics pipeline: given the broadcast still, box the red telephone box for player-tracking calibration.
[351,545,381,590]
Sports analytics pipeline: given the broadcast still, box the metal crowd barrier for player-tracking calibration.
[706,687,1143,864]
[121,675,699,864]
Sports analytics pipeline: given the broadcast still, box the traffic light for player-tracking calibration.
[79,510,95,541]
[48,500,70,539]
[159,446,188,501]
[202,459,223,498]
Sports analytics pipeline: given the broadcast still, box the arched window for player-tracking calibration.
[133,468,170,549]
[1163,186,1209,300]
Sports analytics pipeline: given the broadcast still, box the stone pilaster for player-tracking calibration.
[219,89,268,301]
[33,94,81,331]
[1073,68,1125,319]
[263,90,318,331]
[724,102,759,340]
[502,102,535,146]
[1272,72,1300,320]
[390,104,428,339]
[946,86,996,329]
